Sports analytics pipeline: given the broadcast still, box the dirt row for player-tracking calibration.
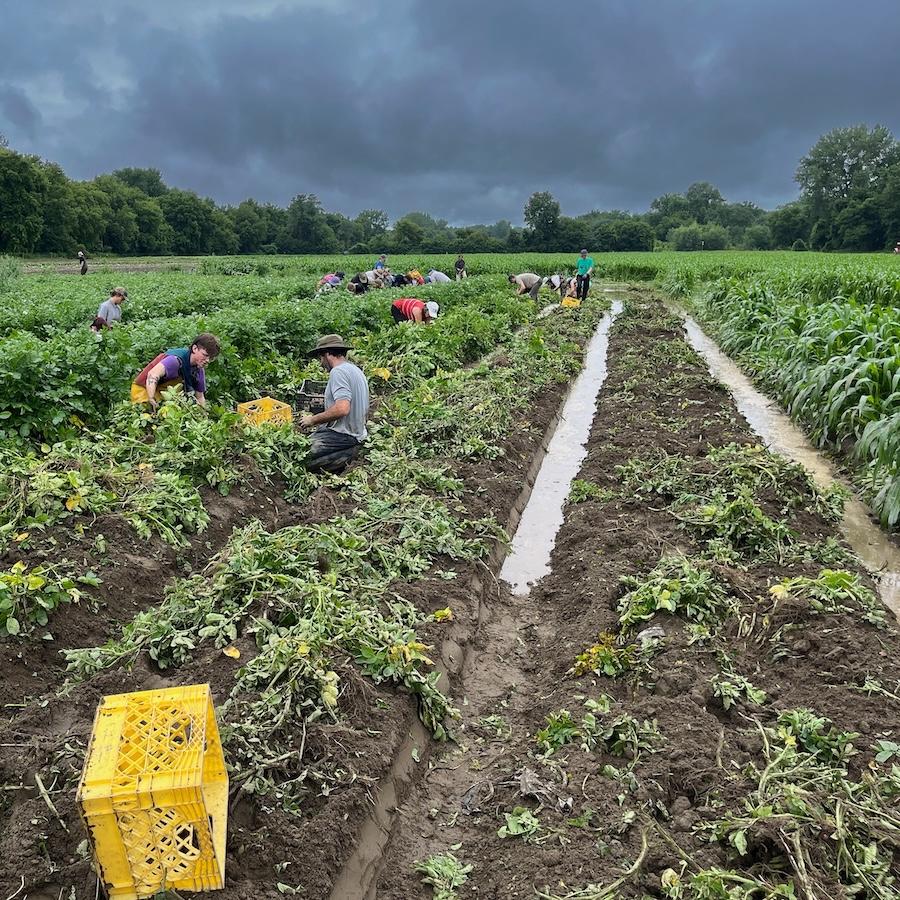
[374,293,900,898]
[0,304,599,899]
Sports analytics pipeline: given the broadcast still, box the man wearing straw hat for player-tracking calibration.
[300,334,370,473]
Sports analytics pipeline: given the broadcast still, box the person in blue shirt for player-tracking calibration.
[374,254,387,271]
[575,249,594,301]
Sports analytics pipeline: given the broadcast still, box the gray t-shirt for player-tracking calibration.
[428,270,451,283]
[97,299,122,325]
[324,361,369,441]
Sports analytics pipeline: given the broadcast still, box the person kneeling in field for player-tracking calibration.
[131,333,220,411]
[508,272,542,300]
[391,297,439,324]
[301,334,370,474]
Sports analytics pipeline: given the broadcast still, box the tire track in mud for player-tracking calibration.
[374,292,900,899]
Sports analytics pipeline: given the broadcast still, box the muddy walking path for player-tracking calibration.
[374,293,900,898]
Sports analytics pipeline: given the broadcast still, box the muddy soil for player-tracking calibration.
[375,295,900,898]
[0,475,309,701]
[0,306,599,899]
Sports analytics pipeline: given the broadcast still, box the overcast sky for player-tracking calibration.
[2,1,898,225]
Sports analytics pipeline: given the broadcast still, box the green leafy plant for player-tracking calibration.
[414,852,473,900]
[498,806,543,841]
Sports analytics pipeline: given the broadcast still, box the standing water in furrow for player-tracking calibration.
[500,299,623,594]
[683,314,900,616]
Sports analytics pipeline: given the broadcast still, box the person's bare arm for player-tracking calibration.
[194,391,207,408]
[144,362,168,409]
[301,399,350,429]
[413,307,425,322]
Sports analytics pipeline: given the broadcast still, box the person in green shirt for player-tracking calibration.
[575,249,594,301]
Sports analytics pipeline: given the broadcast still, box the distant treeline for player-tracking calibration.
[1,125,898,256]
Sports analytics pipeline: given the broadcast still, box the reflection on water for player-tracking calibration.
[683,316,900,618]
[500,300,623,595]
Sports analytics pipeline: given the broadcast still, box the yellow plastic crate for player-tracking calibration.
[237,396,293,425]
[561,297,582,308]
[77,684,228,899]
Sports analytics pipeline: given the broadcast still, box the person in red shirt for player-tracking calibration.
[391,298,440,324]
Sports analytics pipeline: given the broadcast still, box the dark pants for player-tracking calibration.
[391,305,407,325]
[576,274,590,300]
[305,427,361,474]
[528,279,542,300]
[80,261,88,275]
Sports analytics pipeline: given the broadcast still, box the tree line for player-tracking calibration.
[1,125,898,256]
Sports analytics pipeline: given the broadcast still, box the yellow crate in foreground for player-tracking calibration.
[561,297,582,308]
[77,684,228,899]
[237,396,293,425]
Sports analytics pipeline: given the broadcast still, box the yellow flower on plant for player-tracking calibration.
[65,494,83,512]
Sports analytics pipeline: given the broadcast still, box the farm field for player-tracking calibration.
[0,252,898,898]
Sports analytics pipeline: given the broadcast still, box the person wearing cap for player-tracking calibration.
[575,249,594,301]
[301,334,370,474]
[374,254,388,271]
[508,272,542,300]
[96,287,127,327]
[130,333,220,411]
[78,250,88,275]
[391,298,439,325]
[455,254,467,280]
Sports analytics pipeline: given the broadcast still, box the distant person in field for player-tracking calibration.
[363,268,390,288]
[347,273,370,294]
[317,271,345,290]
[391,298,440,324]
[407,269,425,285]
[508,272,542,300]
[894,241,900,254]
[78,251,88,275]
[426,269,451,284]
[389,272,413,287]
[575,249,594,301]
[455,254,467,280]
[131,333,220,411]
[374,254,387,271]
[96,287,127,327]
[544,274,577,298]
[301,334,370,474]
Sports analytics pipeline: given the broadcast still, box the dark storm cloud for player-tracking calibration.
[1,0,899,223]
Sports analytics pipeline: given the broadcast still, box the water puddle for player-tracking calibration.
[501,300,623,594]
[683,315,900,617]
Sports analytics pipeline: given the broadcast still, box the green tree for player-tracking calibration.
[354,209,388,243]
[36,162,76,253]
[768,202,811,248]
[132,196,173,254]
[833,196,884,250]
[524,191,561,248]
[281,194,338,253]
[70,182,111,251]
[392,217,425,250]
[614,219,655,251]
[0,149,48,253]
[159,189,218,254]
[111,167,168,197]
[93,175,141,253]
[668,223,704,251]
[685,182,726,224]
[797,125,899,215]
[647,192,692,240]
[876,162,900,248]
[700,223,729,250]
[742,223,772,250]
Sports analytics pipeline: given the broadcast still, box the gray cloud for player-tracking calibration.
[1,0,898,223]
